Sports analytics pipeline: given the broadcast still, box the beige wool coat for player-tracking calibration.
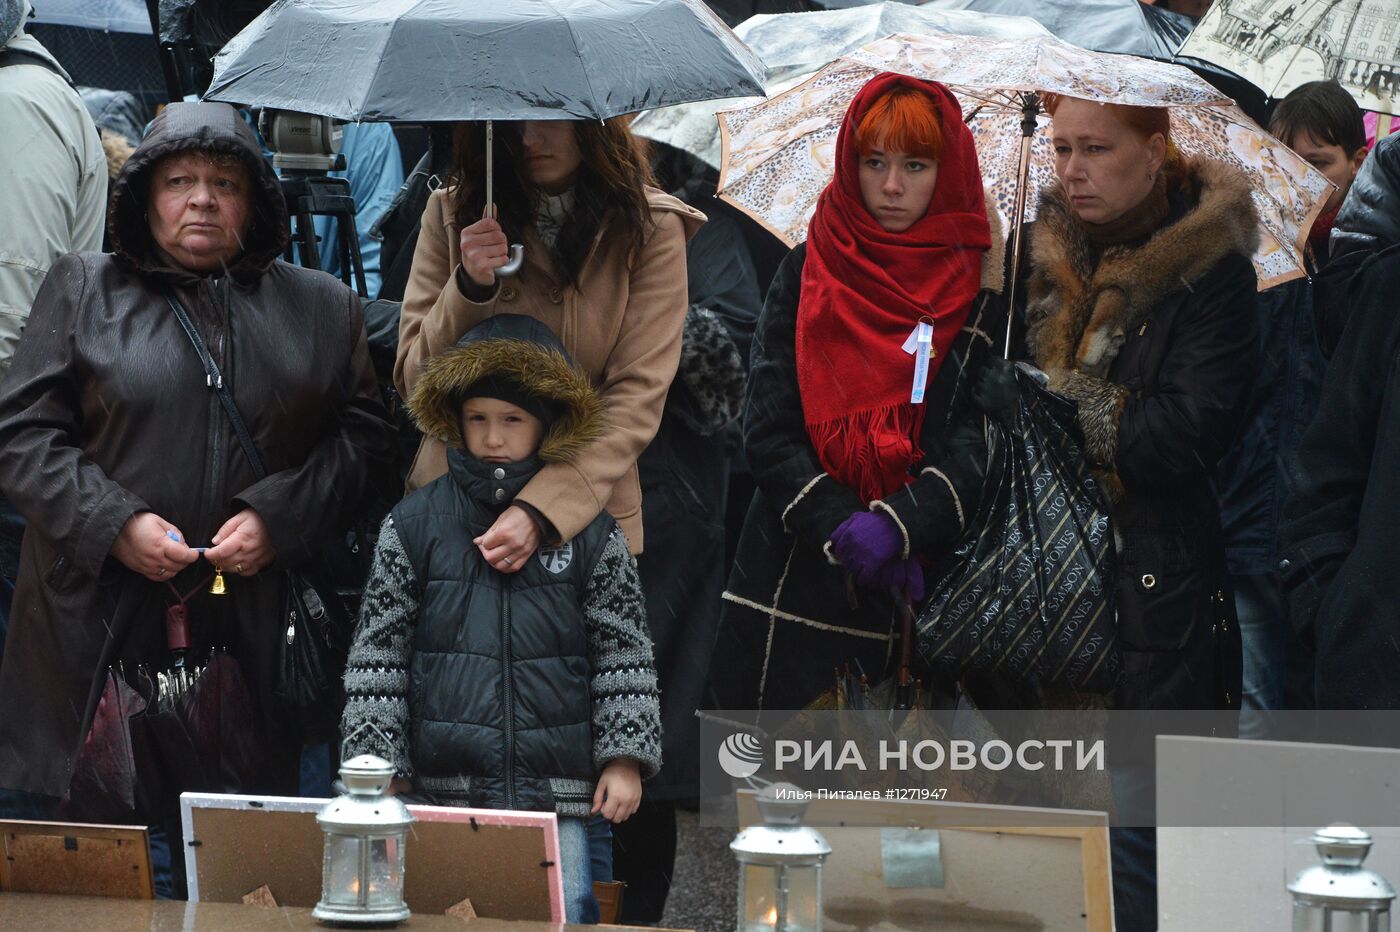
[395,186,705,552]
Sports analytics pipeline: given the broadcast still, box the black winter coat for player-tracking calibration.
[1315,132,1400,355]
[0,102,395,798]
[1022,158,1259,710]
[708,239,1006,713]
[1214,274,1326,575]
[341,313,662,814]
[1279,245,1400,709]
[394,454,614,813]
[635,207,757,799]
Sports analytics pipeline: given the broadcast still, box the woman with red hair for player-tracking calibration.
[709,74,1005,712]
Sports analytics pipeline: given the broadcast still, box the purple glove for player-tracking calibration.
[830,511,904,584]
[873,558,926,602]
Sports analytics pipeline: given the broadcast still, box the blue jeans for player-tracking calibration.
[588,813,614,883]
[300,743,336,797]
[1233,572,1284,735]
[1110,767,1156,931]
[558,816,602,924]
[0,497,41,826]
[0,494,25,672]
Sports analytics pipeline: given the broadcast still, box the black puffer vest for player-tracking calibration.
[391,449,613,813]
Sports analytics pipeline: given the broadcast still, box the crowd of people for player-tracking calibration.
[2,0,1399,928]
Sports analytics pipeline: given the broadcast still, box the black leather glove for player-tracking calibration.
[971,356,1019,418]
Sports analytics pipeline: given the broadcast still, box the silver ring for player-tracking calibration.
[157,567,167,577]
[502,556,513,566]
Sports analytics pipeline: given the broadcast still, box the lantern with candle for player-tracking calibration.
[731,783,831,932]
[313,753,414,925]
[1289,824,1395,932]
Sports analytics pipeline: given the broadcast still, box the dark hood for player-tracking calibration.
[1332,133,1400,260]
[108,101,288,284]
[407,314,604,464]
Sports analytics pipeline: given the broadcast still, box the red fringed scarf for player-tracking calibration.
[797,73,991,504]
[1308,201,1341,261]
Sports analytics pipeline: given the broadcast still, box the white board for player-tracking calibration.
[1157,736,1400,931]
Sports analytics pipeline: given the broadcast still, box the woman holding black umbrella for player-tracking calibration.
[0,102,394,886]
[395,119,704,565]
[708,73,1007,714]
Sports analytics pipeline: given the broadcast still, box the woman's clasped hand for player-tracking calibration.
[111,508,276,582]
[204,508,276,577]
[110,512,199,582]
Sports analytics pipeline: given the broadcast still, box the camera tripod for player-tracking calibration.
[281,172,369,299]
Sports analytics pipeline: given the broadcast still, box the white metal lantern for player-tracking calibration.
[1289,824,1395,932]
[731,783,831,932]
[313,754,414,925]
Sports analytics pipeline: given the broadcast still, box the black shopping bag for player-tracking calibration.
[917,366,1121,695]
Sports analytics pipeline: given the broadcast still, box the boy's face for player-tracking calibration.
[460,398,544,465]
[1287,129,1367,216]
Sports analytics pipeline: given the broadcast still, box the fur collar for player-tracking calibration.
[981,190,1007,294]
[1026,157,1258,377]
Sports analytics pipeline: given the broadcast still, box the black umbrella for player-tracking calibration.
[139,581,262,798]
[204,0,766,123]
[204,0,765,277]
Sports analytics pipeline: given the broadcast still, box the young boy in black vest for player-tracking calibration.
[341,314,661,924]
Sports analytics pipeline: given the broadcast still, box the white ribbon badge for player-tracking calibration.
[902,320,935,404]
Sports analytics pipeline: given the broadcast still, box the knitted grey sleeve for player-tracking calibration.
[340,516,421,778]
[583,526,663,778]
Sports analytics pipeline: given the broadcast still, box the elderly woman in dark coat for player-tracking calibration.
[0,103,394,820]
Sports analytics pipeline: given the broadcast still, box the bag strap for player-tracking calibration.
[165,294,268,482]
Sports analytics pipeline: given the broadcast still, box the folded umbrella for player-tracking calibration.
[60,665,147,823]
[178,650,263,794]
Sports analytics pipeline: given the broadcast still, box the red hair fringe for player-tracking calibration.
[854,86,945,160]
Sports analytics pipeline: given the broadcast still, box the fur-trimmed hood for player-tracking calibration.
[408,314,605,464]
[1026,157,1259,378]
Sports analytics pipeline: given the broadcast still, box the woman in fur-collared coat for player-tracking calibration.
[1019,93,1261,932]
[1022,95,1260,713]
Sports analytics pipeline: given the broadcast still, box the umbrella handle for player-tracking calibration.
[484,119,526,279]
[496,243,525,277]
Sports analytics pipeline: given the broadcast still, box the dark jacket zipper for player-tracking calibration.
[207,279,226,531]
[188,278,226,534]
[501,574,517,809]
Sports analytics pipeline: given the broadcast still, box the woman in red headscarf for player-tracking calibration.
[708,74,1006,712]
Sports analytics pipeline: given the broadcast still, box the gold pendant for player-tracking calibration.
[209,569,227,596]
